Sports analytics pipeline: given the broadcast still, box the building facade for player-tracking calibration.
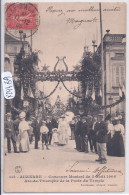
[5,33,30,74]
[101,31,126,115]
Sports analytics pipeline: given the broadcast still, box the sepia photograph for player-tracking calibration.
[1,1,127,193]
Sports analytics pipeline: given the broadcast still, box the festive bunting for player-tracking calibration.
[122,84,125,95]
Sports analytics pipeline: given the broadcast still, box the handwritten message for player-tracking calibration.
[46,5,121,29]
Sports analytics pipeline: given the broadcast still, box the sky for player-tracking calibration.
[25,2,126,104]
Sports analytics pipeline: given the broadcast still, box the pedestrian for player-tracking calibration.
[28,116,35,144]
[105,114,115,156]
[94,114,108,164]
[13,114,20,152]
[58,115,70,145]
[32,116,42,149]
[74,115,81,151]
[40,121,50,150]
[87,115,94,152]
[92,117,97,153]
[46,117,53,145]
[51,128,59,146]
[19,112,30,152]
[113,116,125,157]
[5,113,17,153]
[70,119,75,140]
[80,116,89,153]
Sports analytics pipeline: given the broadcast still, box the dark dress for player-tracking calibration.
[107,133,114,156]
[112,124,125,157]
[106,123,114,156]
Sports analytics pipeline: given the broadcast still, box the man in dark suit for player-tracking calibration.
[46,117,53,145]
[74,115,81,151]
[5,113,17,153]
[94,114,108,164]
[32,116,42,149]
[80,116,89,153]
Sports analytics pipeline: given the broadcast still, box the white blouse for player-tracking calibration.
[114,124,125,136]
[108,123,115,137]
[19,121,30,132]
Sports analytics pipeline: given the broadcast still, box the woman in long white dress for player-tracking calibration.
[58,116,70,145]
[19,112,30,152]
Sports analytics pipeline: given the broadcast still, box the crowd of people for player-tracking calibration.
[4,112,71,153]
[5,111,125,164]
[72,113,125,164]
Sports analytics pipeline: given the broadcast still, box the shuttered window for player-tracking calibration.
[112,64,125,86]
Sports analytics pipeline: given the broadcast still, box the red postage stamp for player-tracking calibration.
[6,3,38,29]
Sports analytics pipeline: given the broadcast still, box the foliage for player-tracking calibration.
[78,51,102,113]
[14,47,40,75]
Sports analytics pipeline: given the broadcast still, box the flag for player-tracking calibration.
[21,85,24,100]
[122,84,125,96]
[99,88,102,97]
[28,86,34,98]
[119,86,123,98]
[85,85,89,98]
[91,86,95,101]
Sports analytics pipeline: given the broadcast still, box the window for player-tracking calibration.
[14,46,17,53]
[115,53,124,57]
[116,67,119,85]
[112,64,125,86]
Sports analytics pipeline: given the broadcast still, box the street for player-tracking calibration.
[3,139,125,192]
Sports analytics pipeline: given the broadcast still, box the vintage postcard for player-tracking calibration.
[2,1,126,193]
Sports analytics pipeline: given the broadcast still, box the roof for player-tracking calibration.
[103,33,126,43]
[5,33,28,44]
[96,33,126,53]
[5,33,21,42]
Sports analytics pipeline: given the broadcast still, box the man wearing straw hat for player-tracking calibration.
[94,114,108,164]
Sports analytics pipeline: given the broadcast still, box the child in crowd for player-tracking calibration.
[40,121,50,150]
[51,128,59,146]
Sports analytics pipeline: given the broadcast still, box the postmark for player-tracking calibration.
[5,3,40,39]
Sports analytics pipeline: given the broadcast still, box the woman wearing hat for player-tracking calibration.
[113,117,125,157]
[18,112,30,152]
[58,115,69,145]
